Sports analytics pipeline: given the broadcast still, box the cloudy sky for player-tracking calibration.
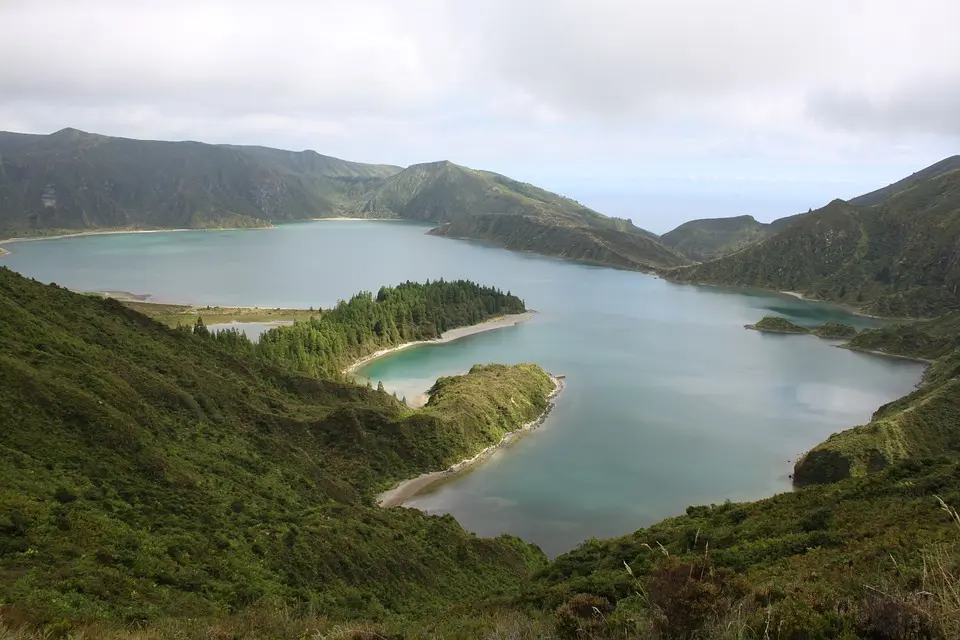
[1,0,958,231]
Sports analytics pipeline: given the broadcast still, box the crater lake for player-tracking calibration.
[1,220,924,556]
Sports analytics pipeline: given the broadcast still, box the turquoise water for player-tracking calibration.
[2,221,924,556]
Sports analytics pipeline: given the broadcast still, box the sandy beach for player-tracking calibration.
[377,374,564,508]
[345,311,535,374]
[779,290,807,300]
[310,217,404,222]
[0,225,274,248]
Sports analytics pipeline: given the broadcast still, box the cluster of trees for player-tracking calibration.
[207,279,525,378]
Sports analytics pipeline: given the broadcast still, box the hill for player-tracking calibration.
[670,167,960,317]
[4,261,960,637]
[0,129,400,235]
[0,129,682,271]
[851,155,960,206]
[0,266,556,626]
[660,214,770,261]
[661,156,960,262]
[358,161,683,270]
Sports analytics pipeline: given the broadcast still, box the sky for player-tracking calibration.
[1,0,958,233]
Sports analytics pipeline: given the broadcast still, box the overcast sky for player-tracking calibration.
[1,0,958,232]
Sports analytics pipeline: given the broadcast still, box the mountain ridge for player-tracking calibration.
[0,128,681,271]
[669,166,960,316]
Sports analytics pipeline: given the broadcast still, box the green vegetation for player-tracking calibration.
[660,215,771,261]
[521,457,960,639]
[6,153,960,637]
[247,280,525,378]
[0,129,400,235]
[0,266,553,629]
[2,265,960,638]
[745,315,810,334]
[844,312,960,360]
[794,316,960,487]
[671,164,960,317]
[114,300,319,327]
[850,155,960,206]
[363,160,684,270]
[0,130,682,272]
[813,322,858,339]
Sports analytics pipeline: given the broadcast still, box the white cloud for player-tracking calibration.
[0,0,957,222]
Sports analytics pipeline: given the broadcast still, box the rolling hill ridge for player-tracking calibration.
[670,164,960,316]
[0,129,682,271]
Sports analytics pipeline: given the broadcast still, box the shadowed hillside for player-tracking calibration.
[671,168,960,317]
[660,214,770,261]
[0,129,400,234]
[0,130,681,271]
[358,161,684,270]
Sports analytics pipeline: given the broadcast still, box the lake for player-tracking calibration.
[1,221,924,556]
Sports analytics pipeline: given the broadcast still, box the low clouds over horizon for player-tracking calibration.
[1,0,957,230]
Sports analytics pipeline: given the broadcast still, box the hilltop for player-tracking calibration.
[0,129,681,271]
[670,165,960,317]
[660,214,770,261]
[661,155,960,262]
[0,128,400,233]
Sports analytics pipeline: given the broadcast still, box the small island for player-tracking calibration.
[744,315,811,334]
[813,322,859,339]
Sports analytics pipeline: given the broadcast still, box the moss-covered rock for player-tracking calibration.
[745,315,811,334]
[813,322,858,339]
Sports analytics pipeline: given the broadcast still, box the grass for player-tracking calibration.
[744,316,810,334]
[118,300,319,327]
[0,267,551,628]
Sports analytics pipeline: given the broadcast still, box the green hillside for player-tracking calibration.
[660,156,960,262]
[851,156,960,206]
[0,130,681,272]
[357,161,683,270]
[0,266,553,627]
[4,259,960,637]
[791,313,960,486]
[661,215,770,261]
[0,129,400,235]
[670,168,960,317]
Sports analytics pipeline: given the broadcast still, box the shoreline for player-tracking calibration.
[0,225,274,247]
[377,375,565,508]
[345,311,535,374]
[308,217,404,222]
[837,344,933,364]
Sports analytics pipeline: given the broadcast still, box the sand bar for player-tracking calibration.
[345,311,535,374]
[377,375,564,508]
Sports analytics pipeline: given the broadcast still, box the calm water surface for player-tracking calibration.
[2,222,924,556]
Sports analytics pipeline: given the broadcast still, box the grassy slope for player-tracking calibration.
[360,161,684,270]
[745,316,811,334]
[0,129,399,235]
[671,169,960,317]
[660,215,771,261]
[524,457,960,638]
[0,267,552,625]
[0,130,681,272]
[850,155,960,206]
[793,313,960,485]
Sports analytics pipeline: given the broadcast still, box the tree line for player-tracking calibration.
[202,279,526,379]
